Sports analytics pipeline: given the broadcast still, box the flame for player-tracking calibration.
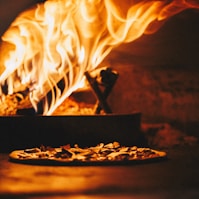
[0,0,199,115]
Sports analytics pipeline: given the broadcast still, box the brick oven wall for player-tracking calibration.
[108,64,199,124]
[104,10,199,134]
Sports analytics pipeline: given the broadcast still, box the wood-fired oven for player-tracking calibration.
[0,1,199,199]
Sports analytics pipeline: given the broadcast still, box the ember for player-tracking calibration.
[1,0,199,115]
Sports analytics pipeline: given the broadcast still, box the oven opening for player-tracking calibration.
[1,0,198,115]
[0,1,199,152]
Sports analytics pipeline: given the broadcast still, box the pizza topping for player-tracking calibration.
[55,148,73,159]
[24,148,40,153]
[61,144,71,150]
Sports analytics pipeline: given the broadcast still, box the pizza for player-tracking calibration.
[9,142,167,165]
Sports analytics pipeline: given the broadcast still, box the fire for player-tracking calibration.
[0,0,199,115]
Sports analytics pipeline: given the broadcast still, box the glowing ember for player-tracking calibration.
[0,0,199,115]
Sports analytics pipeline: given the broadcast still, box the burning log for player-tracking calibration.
[94,68,119,114]
[85,68,118,114]
[85,71,112,114]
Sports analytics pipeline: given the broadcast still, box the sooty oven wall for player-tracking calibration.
[103,10,199,133]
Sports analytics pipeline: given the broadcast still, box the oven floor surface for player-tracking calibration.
[0,145,199,199]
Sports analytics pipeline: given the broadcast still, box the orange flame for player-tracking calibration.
[0,0,199,115]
